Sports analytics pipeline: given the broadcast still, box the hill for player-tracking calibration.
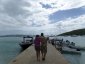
[0,34,34,37]
[58,28,85,36]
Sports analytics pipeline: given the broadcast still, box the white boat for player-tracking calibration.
[68,45,85,50]
[19,36,33,50]
[62,47,81,54]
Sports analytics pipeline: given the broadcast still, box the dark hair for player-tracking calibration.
[41,33,44,36]
[36,35,39,37]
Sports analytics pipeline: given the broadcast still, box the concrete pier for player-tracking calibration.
[9,43,69,64]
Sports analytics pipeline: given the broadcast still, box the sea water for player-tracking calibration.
[0,37,22,64]
[0,36,85,64]
[57,36,85,64]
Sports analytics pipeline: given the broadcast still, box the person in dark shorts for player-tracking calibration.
[40,33,47,61]
[34,35,41,61]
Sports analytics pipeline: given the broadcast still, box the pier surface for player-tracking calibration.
[9,43,69,64]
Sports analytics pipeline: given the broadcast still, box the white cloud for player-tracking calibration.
[0,0,85,35]
[54,15,85,34]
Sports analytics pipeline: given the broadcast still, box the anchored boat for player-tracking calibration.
[68,45,85,51]
[19,36,33,50]
[62,46,81,54]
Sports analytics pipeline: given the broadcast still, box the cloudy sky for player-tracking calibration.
[0,0,85,35]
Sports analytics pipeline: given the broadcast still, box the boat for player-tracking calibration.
[68,45,85,51]
[19,36,33,50]
[62,47,81,54]
[55,41,81,54]
[64,40,85,51]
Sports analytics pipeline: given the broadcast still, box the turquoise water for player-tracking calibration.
[57,36,85,64]
[0,37,22,64]
[0,36,85,64]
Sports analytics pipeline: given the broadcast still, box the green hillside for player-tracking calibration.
[58,28,85,36]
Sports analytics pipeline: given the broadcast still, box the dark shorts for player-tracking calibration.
[41,45,47,53]
[35,46,40,52]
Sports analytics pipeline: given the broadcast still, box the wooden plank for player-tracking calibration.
[9,43,69,64]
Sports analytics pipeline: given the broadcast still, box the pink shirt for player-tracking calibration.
[34,37,40,47]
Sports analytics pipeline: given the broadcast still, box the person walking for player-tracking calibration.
[40,33,47,61]
[34,35,41,61]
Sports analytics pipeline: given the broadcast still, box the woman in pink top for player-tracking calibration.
[34,35,41,61]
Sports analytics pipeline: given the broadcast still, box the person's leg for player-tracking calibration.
[41,52,44,60]
[43,47,47,60]
[41,51,43,57]
[36,51,38,61]
[41,46,44,60]
[37,51,40,61]
[36,46,41,61]
[41,49,45,61]
[43,52,47,60]
[41,49,45,60]
[35,46,40,61]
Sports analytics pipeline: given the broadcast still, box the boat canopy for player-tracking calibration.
[23,36,33,38]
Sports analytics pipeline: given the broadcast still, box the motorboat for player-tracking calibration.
[19,36,33,50]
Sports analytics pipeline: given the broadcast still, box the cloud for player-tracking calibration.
[54,15,85,34]
[3,0,31,17]
[40,2,52,9]
[49,6,85,23]
[0,0,85,35]
[0,0,32,29]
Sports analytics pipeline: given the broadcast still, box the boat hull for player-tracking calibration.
[19,43,32,50]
